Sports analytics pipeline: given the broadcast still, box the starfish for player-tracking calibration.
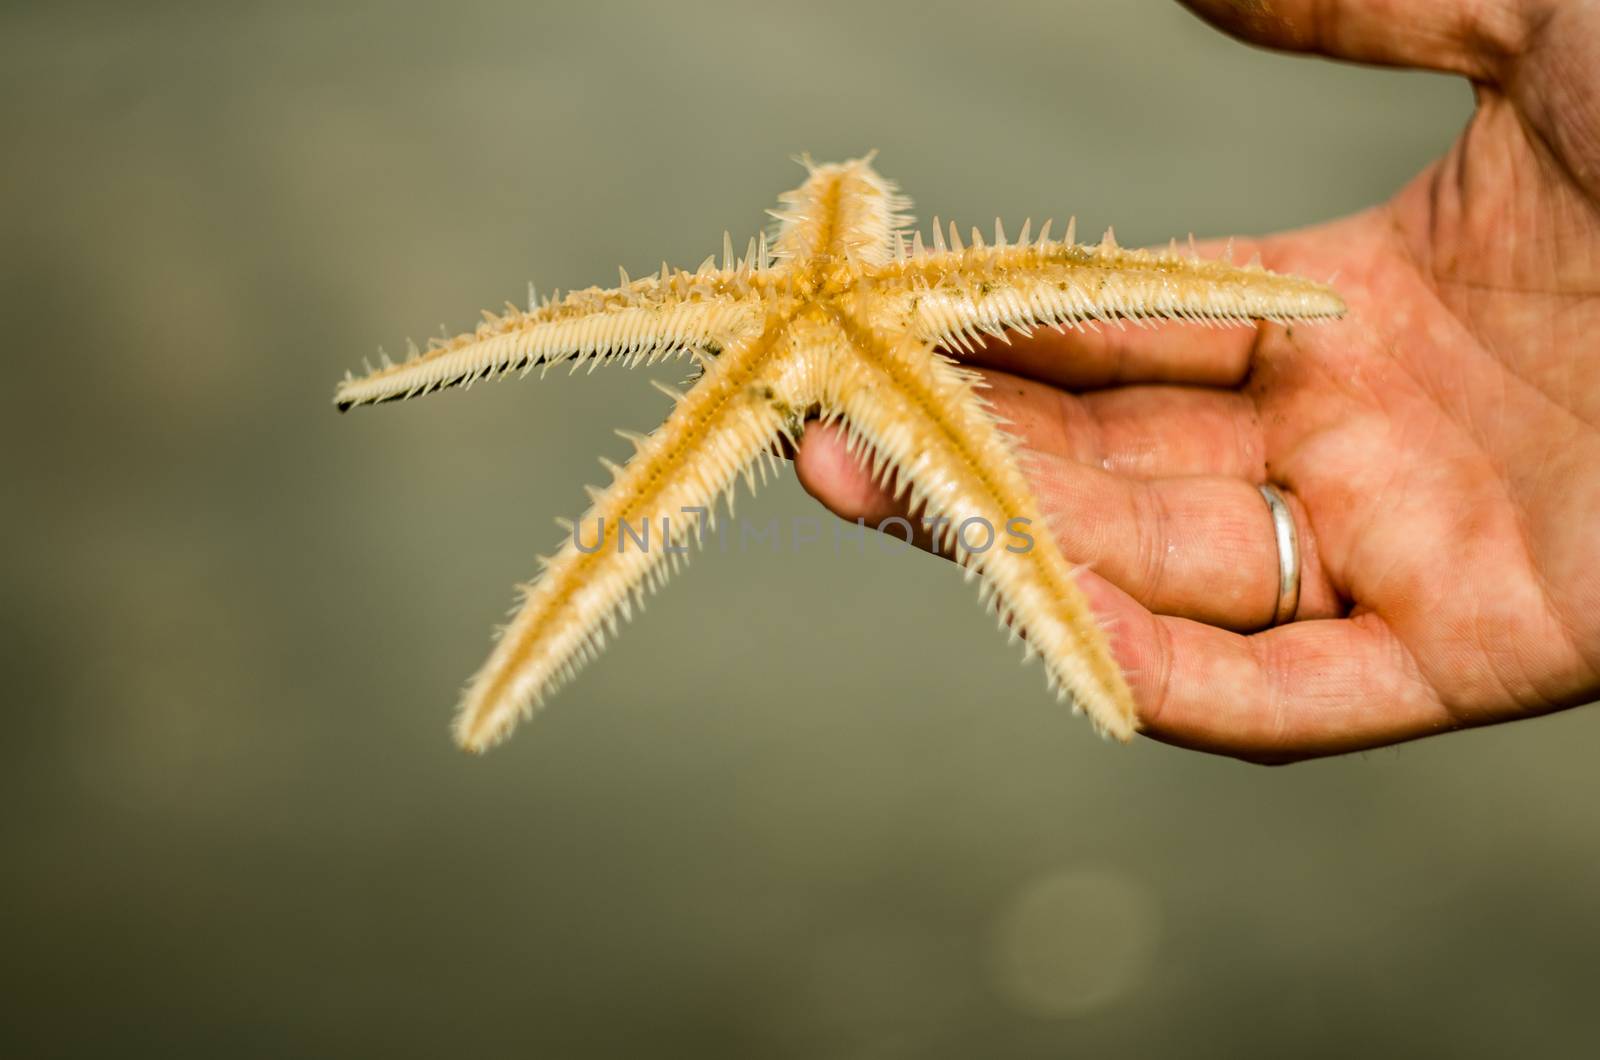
[334,155,1345,752]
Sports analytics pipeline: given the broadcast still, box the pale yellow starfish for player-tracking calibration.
[334,155,1345,752]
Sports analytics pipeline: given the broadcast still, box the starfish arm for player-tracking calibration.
[770,155,913,267]
[821,309,1138,739]
[862,234,1345,350]
[333,270,773,411]
[451,314,801,752]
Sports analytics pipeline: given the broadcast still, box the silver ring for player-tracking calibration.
[1258,483,1301,626]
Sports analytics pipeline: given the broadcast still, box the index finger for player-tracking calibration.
[947,234,1275,389]
[954,316,1261,390]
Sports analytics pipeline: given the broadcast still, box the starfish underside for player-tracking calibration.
[335,156,1345,752]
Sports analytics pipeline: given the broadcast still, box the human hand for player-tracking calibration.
[795,0,1600,761]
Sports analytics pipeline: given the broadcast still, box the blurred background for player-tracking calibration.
[4,1,1597,1056]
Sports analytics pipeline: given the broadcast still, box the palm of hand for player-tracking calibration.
[797,0,1600,759]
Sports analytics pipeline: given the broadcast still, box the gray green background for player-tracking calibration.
[5,1,1596,1056]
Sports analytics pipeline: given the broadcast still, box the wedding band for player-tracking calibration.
[1258,483,1301,626]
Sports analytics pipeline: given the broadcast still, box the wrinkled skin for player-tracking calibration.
[796,0,1600,762]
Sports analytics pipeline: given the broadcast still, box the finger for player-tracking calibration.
[1024,451,1342,627]
[1081,570,1452,760]
[793,375,1269,521]
[796,418,1340,628]
[795,420,943,550]
[801,426,1452,759]
[1178,0,1527,83]
[979,370,1266,480]
[957,310,1259,389]
[951,235,1271,388]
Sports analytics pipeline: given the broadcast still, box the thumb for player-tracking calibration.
[1178,0,1531,83]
